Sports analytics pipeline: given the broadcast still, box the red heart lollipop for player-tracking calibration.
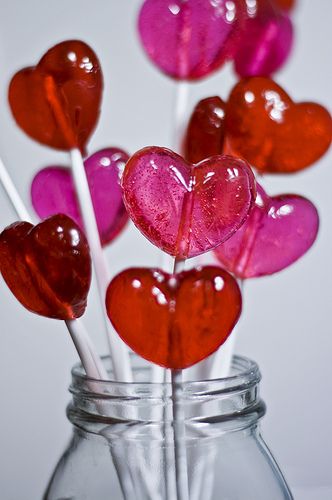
[0,214,91,319]
[31,148,129,246]
[122,147,256,258]
[225,77,332,173]
[183,96,227,164]
[106,266,242,369]
[8,40,103,154]
[214,184,319,278]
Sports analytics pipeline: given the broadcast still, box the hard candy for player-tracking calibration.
[31,148,129,246]
[122,147,256,258]
[225,77,332,173]
[214,184,319,278]
[0,214,91,319]
[106,266,242,369]
[8,40,103,154]
[138,0,246,80]
[183,96,227,163]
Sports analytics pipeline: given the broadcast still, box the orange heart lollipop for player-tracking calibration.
[8,40,103,154]
[225,77,332,173]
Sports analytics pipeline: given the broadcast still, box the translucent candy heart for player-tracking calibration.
[8,40,103,154]
[183,96,227,163]
[138,0,247,80]
[233,0,293,77]
[214,184,319,278]
[106,266,242,369]
[225,77,332,173]
[31,148,129,247]
[0,214,91,319]
[122,147,256,258]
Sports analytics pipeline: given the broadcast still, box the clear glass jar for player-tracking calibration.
[44,355,293,500]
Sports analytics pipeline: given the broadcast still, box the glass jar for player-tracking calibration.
[44,355,293,500]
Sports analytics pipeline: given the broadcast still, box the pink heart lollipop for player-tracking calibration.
[214,184,319,278]
[31,148,129,246]
[233,0,293,77]
[138,0,247,80]
[122,147,256,258]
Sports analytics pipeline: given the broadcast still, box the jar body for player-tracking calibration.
[45,425,292,500]
[44,356,293,500]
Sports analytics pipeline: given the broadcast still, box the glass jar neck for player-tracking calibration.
[67,355,266,437]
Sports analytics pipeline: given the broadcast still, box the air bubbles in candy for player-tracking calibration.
[106,266,242,369]
[31,148,129,247]
[8,40,103,154]
[214,183,319,278]
[138,0,247,80]
[0,214,91,319]
[122,147,256,258]
[225,77,332,173]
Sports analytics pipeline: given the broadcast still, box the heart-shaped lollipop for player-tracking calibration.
[233,0,293,77]
[214,184,319,278]
[8,40,103,154]
[138,0,247,80]
[225,77,332,173]
[31,148,129,246]
[106,266,241,369]
[0,214,91,319]
[183,96,227,163]
[122,147,256,258]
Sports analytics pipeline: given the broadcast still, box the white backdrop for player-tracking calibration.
[0,1,331,499]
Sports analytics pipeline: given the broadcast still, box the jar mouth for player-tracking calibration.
[71,354,261,396]
[68,355,264,429]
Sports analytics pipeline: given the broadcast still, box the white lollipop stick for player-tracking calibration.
[0,156,107,380]
[172,368,189,500]
[69,148,132,382]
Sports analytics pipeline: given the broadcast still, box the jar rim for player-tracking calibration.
[71,354,261,395]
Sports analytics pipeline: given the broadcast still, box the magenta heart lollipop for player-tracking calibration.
[138,0,247,80]
[31,148,129,246]
[214,184,319,278]
[233,0,293,77]
[122,147,256,258]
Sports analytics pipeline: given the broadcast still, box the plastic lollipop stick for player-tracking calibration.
[152,83,190,383]
[0,157,31,221]
[0,155,106,380]
[70,148,132,381]
[44,71,131,379]
[173,82,190,153]
[172,368,189,500]
[67,319,108,380]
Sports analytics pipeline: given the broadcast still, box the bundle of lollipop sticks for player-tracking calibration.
[0,1,331,499]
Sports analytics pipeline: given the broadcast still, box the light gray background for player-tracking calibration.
[0,1,331,499]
